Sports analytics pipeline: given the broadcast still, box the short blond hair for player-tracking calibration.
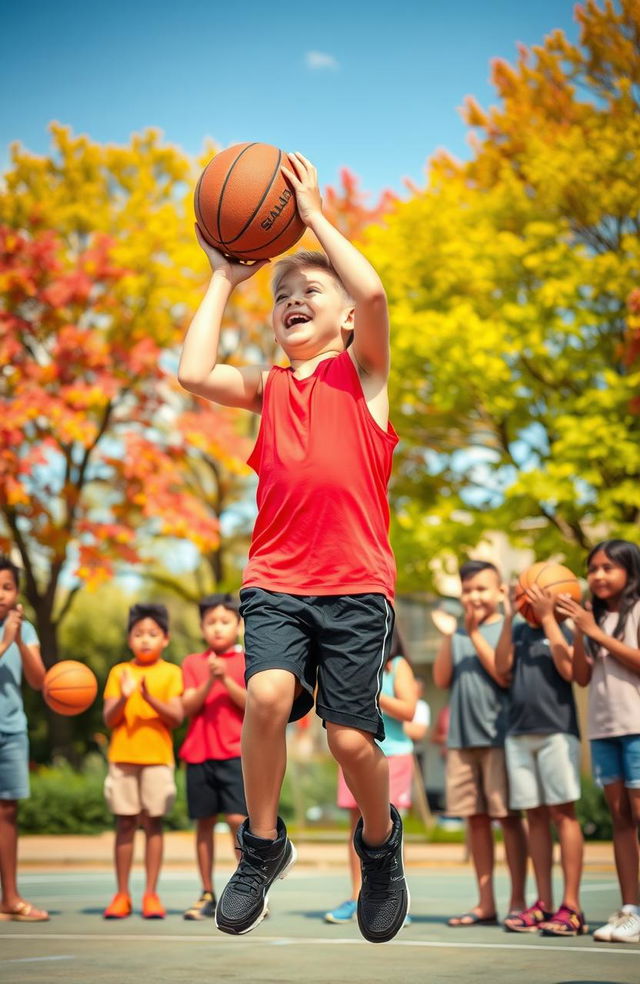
[271,250,352,302]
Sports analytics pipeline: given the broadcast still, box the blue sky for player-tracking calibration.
[1,0,578,197]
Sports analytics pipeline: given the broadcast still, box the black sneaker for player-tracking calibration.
[215,817,296,935]
[183,890,216,920]
[353,804,409,943]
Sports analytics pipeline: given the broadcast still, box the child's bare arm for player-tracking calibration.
[433,634,454,689]
[178,230,268,410]
[570,628,593,686]
[282,153,390,377]
[378,657,417,722]
[528,585,573,682]
[556,595,640,676]
[494,590,515,679]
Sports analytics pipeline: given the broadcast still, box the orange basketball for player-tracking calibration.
[514,561,582,627]
[43,660,98,716]
[194,142,305,260]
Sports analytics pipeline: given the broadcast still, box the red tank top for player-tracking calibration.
[243,350,398,600]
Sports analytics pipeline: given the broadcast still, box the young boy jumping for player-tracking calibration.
[178,152,407,943]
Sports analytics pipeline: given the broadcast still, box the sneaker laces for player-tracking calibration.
[361,851,401,902]
[616,911,640,931]
[231,844,271,898]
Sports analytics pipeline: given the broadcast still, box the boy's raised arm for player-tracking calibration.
[282,153,390,377]
[178,230,268,411]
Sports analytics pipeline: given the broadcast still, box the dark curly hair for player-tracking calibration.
[587,539,640,642]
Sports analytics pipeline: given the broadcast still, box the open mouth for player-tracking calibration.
[285,312,311,328]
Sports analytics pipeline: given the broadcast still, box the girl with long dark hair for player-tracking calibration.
[556,539,640,945]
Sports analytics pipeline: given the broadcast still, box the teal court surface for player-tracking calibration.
[1,862,638,984]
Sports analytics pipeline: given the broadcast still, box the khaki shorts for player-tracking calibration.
[446,746,510,818]
[104,762,176,818]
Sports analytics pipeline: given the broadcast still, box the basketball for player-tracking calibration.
[194,142,306,260]
[514,561,582,627]
[43,660,98,716]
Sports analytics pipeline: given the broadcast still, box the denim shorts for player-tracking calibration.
[591,734,640,789]
[0,731,30,800]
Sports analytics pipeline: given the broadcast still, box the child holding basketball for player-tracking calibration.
[495,583,587,936]
[433,560,528,928]
[102,603,183,920]
[179,152,408,943]
[180,593,247,921]
[556,539,640,944]
[0,555,48,923]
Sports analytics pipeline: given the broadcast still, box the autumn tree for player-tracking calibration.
[364,0,640,587]
[0,128,252,747]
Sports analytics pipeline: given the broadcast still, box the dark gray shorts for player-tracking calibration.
[239,588,395,741]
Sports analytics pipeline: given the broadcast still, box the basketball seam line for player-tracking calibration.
[221,148,285,247]
[195,170,222,246]
[216,143,259,246]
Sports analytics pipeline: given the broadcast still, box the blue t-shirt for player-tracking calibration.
[378,658,414,757]
[447,618,509,750]
[0,619,39,734]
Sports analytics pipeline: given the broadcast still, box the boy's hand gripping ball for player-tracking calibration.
[514,561,581,627]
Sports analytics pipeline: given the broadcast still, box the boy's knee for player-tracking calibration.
[117,814,139,834]
[0,799,18,822]
[548,802,577,824]
[326,723,376,763]
[246,671,295,721]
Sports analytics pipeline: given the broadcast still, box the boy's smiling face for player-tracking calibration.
[272,266,353,359]
[460,569,503,624]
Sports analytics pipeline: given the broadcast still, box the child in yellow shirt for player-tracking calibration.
[102,603,183,919]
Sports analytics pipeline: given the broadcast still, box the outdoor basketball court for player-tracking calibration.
[1,864,637,984]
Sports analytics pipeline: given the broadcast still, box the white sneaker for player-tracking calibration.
[593,910,626,941]
[611,911,640,944]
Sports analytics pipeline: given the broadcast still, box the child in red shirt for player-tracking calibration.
[180,594,247,920]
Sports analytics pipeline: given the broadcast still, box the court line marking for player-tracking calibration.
[0,933,636,956]
[4,955,76,964]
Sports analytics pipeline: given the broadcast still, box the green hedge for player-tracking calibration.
[19,757,190,834]
[18,759,613,840]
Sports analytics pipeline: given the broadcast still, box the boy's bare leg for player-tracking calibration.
[142,815,163,895]
[548,803,583,911]
[114,814,138,895]
[604,782,639,905]
[499,814,528,912]
[226,814,244,863]
[526,806,553,910]
[242,669,296,840]
[196,816,216,893]
[0,800,19,908]
[326,724,391,845]
[467,814,497,916]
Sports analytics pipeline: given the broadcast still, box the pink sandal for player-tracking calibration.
[540,905,589,937]
[504,900,552,933]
